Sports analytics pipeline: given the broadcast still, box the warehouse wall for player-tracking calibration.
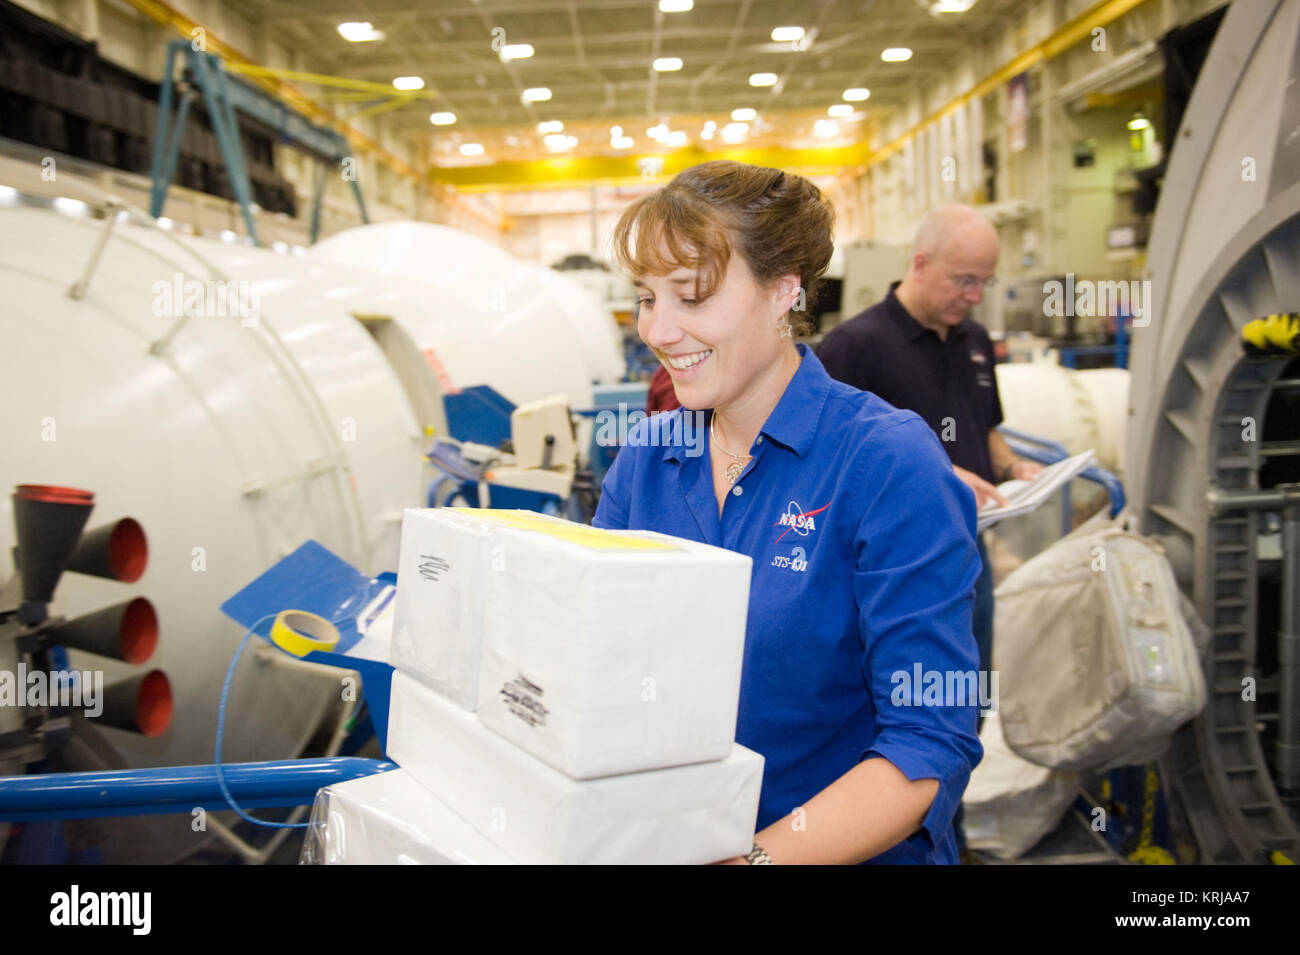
[833,0,1227,285]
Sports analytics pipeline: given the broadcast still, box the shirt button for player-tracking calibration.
[732,485,743,496]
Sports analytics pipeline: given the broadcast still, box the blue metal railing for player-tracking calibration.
[0,757,394,822]
[997,425,1125,536]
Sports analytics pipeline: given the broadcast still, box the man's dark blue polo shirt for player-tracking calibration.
[816,282,1004,483]
[594,345,982,864]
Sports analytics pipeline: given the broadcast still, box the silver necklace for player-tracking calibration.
[710,419,751,485]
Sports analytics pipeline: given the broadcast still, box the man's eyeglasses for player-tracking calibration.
[950,273,998,290]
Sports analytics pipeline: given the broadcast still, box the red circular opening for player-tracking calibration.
[15,484,94,505]
[119,597,158,664]
[108,518,147,583]
[135,670,172,737]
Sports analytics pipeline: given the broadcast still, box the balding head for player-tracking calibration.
[912,205,999,262]
[896,204,1000,334]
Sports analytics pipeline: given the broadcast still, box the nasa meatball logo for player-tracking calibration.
[774,500,830,542]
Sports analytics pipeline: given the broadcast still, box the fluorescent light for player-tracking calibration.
[814,119,838,138]
[722,122,748,142]
[521,87,552,102]
[930,0,976,12]
[646,123,668,140]
[337,21,384,42]
[700,128,714,140]
[460,143,485,156]
[731,107,757,121]
[749,72,778,87]
[610,126,622,136]
[501,43,534,60]
[843,87,870,101]
[544,133,572,150]
[771,26,805,42]
[653,57,683,71]
[703,120,716,131]
[659,0,693,11]
[1127,116,1151,131]
[665,130,687,147]
[611,136,634,149]
[53,197,88,217]
[538,120,564,134]
[430,111,457,125]
[881,47,912,62]
[828,104,854,117]
[392,76,424,90]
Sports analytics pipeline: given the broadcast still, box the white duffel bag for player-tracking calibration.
[994,525,1206,771]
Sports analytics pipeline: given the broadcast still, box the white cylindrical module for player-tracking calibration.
[0,203,424,858]
[308,222,608,407]
[994,361,1129,476]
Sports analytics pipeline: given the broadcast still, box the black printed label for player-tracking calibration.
[500,673,548,728]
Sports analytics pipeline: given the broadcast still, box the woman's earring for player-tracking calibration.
[777,313,793,339]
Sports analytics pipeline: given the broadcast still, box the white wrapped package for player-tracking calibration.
[391,508,494,709]
[470,510,752,778]
[303,768,516,865]
[961,714,1080,860]
[387,671,764,865]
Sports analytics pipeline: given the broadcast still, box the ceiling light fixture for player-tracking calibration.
[731,107,757,121]
[430,112,457,125]
[842,88,870,101]
[659,0,693,11]
[653,57,683,71]
[337,22,384,42]
[460,143,485,156]
[538,120,564,134]
[771,26,805,42]
[501,43,534,60]
[521,87,552,102]
[611,136,634,149]
[828,104,854,117]
[814,119,838,138]
[930,0,976,12]
[392,76,424,91]
[881,47,913,62]
[749,72,777,87]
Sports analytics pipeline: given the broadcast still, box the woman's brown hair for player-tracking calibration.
[610,160,835,335]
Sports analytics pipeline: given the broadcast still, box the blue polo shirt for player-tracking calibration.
[594,345,983,864]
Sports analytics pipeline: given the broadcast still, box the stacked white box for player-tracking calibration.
[391,508,496,709]
[308,768,517,865]
[470,513,753,778]
[387,670,764,865]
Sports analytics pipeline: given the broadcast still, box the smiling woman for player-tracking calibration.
[594,160,985,865]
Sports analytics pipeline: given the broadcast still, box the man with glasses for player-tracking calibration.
[817,204,1040,696]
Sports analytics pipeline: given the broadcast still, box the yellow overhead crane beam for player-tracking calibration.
[121,0,512,232]
[839,0,1153,183]
[435,141,877,193]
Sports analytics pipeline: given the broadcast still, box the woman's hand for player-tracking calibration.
[953,465,1006,509]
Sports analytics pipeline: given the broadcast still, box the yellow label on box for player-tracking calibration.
[453,508,678,552]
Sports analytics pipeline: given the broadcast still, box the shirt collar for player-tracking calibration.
[663,343,831,462]
[886,280,970,342]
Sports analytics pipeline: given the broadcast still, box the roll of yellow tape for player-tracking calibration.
[270,610,340,658]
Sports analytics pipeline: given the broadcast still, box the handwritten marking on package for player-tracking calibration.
[500,673,549,728]
[418,554,450,582]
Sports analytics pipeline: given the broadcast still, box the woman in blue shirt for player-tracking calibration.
[594,161,983,864]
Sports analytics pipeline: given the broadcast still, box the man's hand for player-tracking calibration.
[1008,460,1043,480]
[954,465,1007,509]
